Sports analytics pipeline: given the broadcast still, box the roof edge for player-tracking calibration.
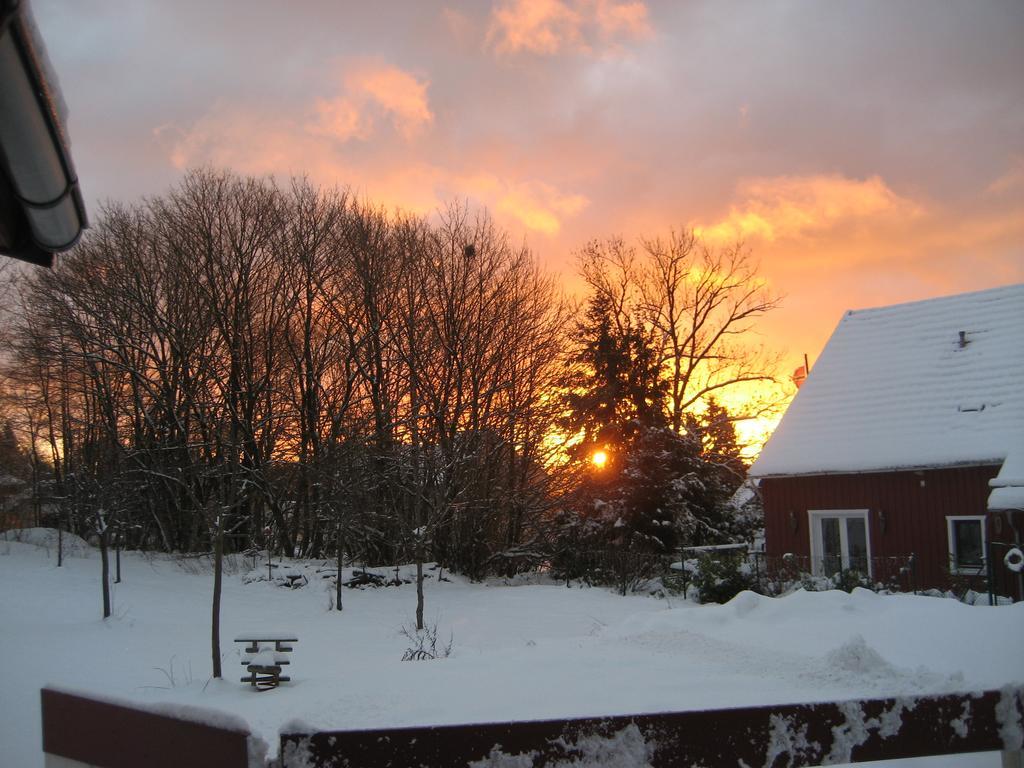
[842,281,1024,320]
[752,459,1004,481]
[0,0,88,266]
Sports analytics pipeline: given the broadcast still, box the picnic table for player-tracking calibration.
[235,633,298,690]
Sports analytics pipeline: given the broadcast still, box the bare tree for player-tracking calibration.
[166,170,289,679]
[577,229,783,435]
[1,169,575,644]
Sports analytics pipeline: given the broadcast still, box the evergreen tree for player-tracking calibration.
[683,398,746,495]
[606,426,738,553]
[560,293,666,465]
[557,289,745,561]
[0,420,29,480]
[557,292,753,569]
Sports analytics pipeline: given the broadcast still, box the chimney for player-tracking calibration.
[792,366,807,389]
[792,353,811,389]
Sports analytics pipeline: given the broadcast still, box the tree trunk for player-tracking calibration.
[335,521,343,612]
[211,516,223,679]
[416,554,425,631]
[98,528,111,619]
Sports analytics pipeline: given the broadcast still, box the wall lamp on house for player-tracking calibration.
[788,510,798,534]
[0,0,88,267]
[877,509,887,534]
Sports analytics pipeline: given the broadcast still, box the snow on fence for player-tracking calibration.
[743,552,919,594]
[280,687,1024,768]
[557,548,926,600]
[41,685,1024,767]
[40,687,260,768]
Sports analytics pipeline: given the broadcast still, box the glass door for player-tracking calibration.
[810,510,871,577]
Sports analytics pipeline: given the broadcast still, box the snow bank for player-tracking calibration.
[1,527,92,556]
[824,635,896,678]
[2,543,1020,767]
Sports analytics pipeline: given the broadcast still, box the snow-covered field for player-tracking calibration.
[1,530,1021,767]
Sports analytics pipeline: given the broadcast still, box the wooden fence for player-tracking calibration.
[42,685,1022,767]
[41,687,253,768]
[281,687,1023,768]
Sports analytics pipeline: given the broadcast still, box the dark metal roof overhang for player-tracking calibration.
[0,0,87,267]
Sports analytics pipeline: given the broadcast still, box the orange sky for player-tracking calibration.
[35,0,1024,449]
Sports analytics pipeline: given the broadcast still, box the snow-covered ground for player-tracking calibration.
[1,531,1021,767]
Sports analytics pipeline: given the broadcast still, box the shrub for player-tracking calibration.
[692,552,757,604]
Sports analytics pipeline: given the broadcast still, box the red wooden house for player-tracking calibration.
[750,283,1024,601]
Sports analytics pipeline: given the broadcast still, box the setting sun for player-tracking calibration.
[591,450,608,468]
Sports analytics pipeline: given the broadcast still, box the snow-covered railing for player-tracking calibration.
[745,552,920,594]
[280,686,1023,768]
[679,543,749,553]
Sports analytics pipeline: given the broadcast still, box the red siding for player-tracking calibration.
[760,465,1021,600]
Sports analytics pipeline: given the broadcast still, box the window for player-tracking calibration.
[808,510,871,577]
[946,516,986,574]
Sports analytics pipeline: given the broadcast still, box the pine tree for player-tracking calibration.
[683,399,746,494]
[560,293,666,465]
[558,288,754,574]
[0,420,29,481]
[604,426,738,554]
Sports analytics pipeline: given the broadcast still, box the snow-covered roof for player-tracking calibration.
[751,283,1024,478]
[989,445,1024,511]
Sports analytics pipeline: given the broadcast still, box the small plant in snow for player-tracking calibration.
[400,621,453,661]
[148,656,194,689]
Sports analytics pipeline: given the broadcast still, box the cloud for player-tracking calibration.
[694,175,924,244]
[169,60,437,177]
[496,180,589,234]
[166,103,587,237]
[307,98,370,143]
[306,63,433,142]
[442,6,477,46]
[345,64,434,138]
[486,0,651,56]
[454,174,588,234]
[168,104,312,174]
[591,0,650,40]
[986,155,1024,197]
[689,170,1022,381]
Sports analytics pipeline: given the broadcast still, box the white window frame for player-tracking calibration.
[945,515,987,575]
[808,509,872,577]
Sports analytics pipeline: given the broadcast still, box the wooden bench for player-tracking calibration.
[235,634,298,691]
